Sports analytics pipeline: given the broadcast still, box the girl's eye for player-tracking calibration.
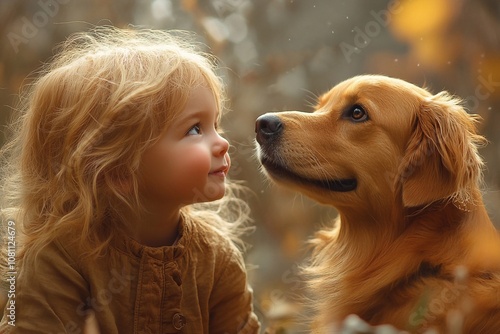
[187,124,201,136]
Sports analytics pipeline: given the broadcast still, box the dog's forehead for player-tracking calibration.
[318,76,429,108]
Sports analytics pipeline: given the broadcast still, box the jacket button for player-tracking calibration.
[172,313,186,330]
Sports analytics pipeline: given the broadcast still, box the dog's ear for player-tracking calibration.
[396,92,485,207]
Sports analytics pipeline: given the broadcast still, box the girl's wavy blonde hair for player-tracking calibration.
[0,26,251,275]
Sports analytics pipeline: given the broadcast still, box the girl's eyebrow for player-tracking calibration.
[177,110,207,123]
[177,109,219,125]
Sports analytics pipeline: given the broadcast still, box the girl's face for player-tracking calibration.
[139,85,230,207]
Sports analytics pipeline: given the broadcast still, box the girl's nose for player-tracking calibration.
[213,133,229,157]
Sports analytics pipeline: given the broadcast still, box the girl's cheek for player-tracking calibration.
[183,146,211,174]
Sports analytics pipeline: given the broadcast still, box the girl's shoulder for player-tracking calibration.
[184,213,244,264]
[186,214,236,250]
[15,233,88,283]
[35,234,82,266]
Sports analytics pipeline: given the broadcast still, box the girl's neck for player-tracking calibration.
[135,206,182,247]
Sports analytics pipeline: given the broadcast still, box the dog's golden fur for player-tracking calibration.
[255,75,500,333]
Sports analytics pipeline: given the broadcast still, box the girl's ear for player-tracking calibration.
[105,171,133,196]
[396,92,485,208]
[116,177,133,194]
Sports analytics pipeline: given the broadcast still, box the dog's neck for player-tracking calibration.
[336,189,490,246]
[334,191,496,275]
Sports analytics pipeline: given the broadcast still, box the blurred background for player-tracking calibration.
[1,0,499,332]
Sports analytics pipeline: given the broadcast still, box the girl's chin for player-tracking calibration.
[193,181,226,203]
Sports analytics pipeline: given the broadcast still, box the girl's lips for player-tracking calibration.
[209,165,229,176]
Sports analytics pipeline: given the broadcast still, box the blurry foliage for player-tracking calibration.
[0,0,499,332]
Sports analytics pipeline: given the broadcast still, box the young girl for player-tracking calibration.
[0,27,260,333]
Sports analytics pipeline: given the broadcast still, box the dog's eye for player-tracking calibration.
[347,105,368,122]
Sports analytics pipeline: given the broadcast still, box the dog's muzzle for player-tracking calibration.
[255,113,357,192]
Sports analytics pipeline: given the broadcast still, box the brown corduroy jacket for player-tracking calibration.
[0,216,260,333]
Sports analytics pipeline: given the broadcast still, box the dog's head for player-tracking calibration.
[255,75,485,213]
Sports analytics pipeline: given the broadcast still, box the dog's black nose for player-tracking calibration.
[255,114,283,144]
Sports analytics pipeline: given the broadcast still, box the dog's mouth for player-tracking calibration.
[261,157,357,192]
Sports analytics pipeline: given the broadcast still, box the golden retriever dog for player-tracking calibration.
[255,75,500,333]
